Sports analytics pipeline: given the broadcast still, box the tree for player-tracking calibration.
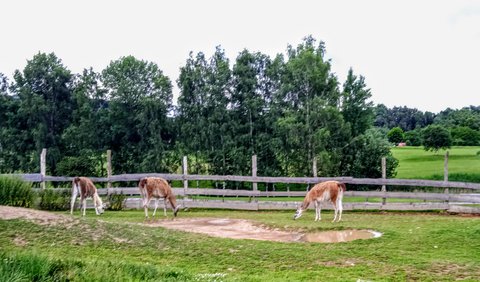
[12,52,74,174]
[341,68,374,137]
[404,129,422,146]
[343,128,398,178]
[387,127,404,144]
[450,126,480,146]
[422,125,452,152]
[60,68,110,176]
[102,56,173,173]
[273,36,342,176]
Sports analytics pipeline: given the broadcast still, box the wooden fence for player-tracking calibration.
[4,149,480,213]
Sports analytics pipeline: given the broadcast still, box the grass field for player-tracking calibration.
[1,208,479,281]
[391,146,480,180]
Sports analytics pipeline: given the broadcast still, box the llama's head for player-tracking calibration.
[173,204,181,217]
[293,206,305,220]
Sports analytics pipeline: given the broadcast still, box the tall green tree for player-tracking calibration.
[0,73,19,172]
[102,56,173,173]
[422,125,452,152]
[341,68,374,137]
[12,53,74,174]
[59,68,109,176]
[231,50,277,175]
[273,36,343,176]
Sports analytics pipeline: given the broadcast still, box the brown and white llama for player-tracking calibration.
[293,180,346,222]
[138,177,180,218]
[70,176,105,216]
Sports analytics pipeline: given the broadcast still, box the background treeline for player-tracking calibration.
[0,36,478,179]
[374,104,480,150]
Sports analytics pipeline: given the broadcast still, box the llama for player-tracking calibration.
[293,181,346,222]
[70,176,105,216]
[138,177,180,218]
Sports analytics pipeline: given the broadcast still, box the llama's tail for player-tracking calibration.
[338,182,346,192]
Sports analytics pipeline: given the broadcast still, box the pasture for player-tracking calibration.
[391,146,480,180]
[1,207,479,281]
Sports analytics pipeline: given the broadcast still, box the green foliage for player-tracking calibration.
[37,188,71,211]
[101,55,173,174]
[404,129,422,146]
[56,155,99,177]
[343,128,398,178]
[450,126,480,146]
[422,125,452,152]
[107,191,126,211]
[0,176,34,207]
[387,127,404,144]
[12,52,74,174]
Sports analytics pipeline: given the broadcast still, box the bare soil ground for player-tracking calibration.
[0,206,380,243]
[0,205,75,226]
[144,217,381,243]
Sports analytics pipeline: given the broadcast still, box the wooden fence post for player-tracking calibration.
[381,157,386,205]
[312,157,318,178]
[183,156,188,202]
[40,148,47,189]
[107,150,112,189]
[444,151,449,195]
[252,155,257,196]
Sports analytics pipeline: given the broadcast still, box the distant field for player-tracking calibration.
[391,146,480,180]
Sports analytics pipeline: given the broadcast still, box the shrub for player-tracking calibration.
[37,188,71,211]
[0,175,34,207]
[107,191,126,211]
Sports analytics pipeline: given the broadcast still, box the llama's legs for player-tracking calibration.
[337,199,343,222]
[82,198,87,217]
[332,202,338,222]
[314,201,321,221]
[70,187,78,215]
[143,198,151,218]
[152,199,159,217]
[163,198,167,216]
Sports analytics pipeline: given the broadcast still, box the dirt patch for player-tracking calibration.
[0,205,75,226]
[144,218,382,243]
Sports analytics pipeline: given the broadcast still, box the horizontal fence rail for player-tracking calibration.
[9,173,480,190]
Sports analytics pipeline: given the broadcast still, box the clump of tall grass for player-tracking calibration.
[0,175,34,208]
[37,188,71,211]
[0,252,193,282]
[107,190,126,211]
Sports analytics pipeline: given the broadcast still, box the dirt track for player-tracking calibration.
[0,206,381,243]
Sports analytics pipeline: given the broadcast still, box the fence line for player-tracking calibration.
[14,173,480,190]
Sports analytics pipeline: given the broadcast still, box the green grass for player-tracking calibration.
[391,146,480,180]
[1,209,479,281]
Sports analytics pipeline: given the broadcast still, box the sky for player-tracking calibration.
[1,0,479,113]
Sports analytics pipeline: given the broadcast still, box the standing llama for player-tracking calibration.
[138,177,180,218]
[70,177,105,216]
[293,180,346,222]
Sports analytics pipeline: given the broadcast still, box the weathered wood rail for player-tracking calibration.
[16,172,480,213]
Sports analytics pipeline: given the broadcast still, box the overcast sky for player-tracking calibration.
[1,0,479,113]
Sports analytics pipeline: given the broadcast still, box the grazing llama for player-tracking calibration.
[138,177,180,218]
[70,177,105,216]
[293,181,346,222]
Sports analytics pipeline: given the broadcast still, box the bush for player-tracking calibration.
[0,176,34,207]
[37,188,71,211]
[107,191,126,211]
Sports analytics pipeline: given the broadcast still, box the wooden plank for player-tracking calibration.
[16,172,480,190]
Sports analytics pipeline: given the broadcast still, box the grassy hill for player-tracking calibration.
[391,146,480,181]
